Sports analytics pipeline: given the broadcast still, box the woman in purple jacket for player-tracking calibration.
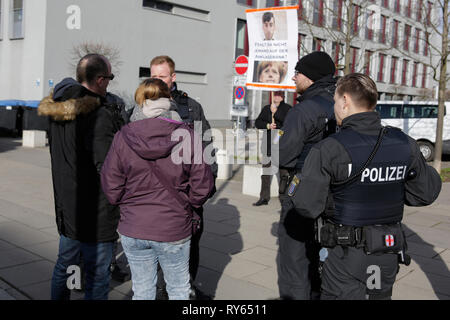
[101,78,214,300]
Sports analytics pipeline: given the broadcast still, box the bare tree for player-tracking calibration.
[297,0,389,74]
[69,41,123,76]
[391,0,449,171]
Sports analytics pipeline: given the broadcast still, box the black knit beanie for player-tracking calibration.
[295,51,336,81]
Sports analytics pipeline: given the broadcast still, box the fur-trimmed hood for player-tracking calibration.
[38,78,101,121]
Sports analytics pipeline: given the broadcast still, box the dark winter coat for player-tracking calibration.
[100,117,214,242]
[38,78,125,242]
[171,82,218,178]
[255,101,292,156]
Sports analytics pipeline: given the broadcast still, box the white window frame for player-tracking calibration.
[9,0,24,40]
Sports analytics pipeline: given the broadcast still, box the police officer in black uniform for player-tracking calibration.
[290,73,442,300]
[277,51,337,300]
[150,55,216,300]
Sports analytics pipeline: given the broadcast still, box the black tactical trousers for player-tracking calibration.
[277,193,321,300]
[321,246,398,300]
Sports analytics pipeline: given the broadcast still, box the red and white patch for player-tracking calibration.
[385,234,395,247]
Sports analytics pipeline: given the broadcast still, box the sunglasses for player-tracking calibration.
[100,73,115,80]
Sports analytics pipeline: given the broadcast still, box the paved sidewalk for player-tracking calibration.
[0,137,449,300]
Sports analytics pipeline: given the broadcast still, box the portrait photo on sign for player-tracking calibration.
[253,61,288,84]
[260,10,287,41]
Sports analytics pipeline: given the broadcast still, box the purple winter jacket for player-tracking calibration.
[100,117,214,242]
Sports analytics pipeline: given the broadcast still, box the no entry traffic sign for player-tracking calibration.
[235,86,245,100]
[235,55,248,75]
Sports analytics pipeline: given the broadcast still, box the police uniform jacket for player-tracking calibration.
[278,75,337,171]
[291,111,442,223]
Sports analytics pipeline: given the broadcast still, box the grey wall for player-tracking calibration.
[42,0,250,124]
[0,0,47,100]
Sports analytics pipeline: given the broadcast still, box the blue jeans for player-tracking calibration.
[120,234,191,300]
[51,235,114,300]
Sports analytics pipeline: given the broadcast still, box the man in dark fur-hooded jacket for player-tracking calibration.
[38,54,125,300]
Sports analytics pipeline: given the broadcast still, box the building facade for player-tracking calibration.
[0,0,441,127]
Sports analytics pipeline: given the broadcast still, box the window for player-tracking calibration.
[298,33,306,56]
[414,29,420,53]
[365,10,375,40]
[332,0,343,31]
[312,37,324,51]
[402,105,438,118]
[421,64,427,88]
[378,54,386,82]
[416,0,423,22]
[376,104,402,119]
[403,24,411,51]
[351,5,360,36]
[423,32,429,56]
[332,42,342,74]
[412,62,419,87]
[266,0,281,6]
[10,0,24,39]
[313,0,324,27]
[426,1,432,25]
[379,15,387,44]
[143,0,173,12]
[143,1,210,21]
[236,0,255,7]
[349,47,358,73]
[405,0,412,17]
[364,50,372,76]
[298,0,304,20]
[394,0,401,13]
[391,20,399,48]
[390,57,398,84]
[401,59,409,86]
[235,19,248,58]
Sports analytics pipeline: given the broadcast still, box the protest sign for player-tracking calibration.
[245,6,298,91]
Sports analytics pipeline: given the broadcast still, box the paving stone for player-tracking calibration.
[396,268,450,297]
[436,249,450,263]
[0,215,11,224]
[0,199,55,229]
[19,280,52,300]
[0,248,43,269]
[110,279,133,297]
[407,241,446,259]
[404,224,450,249]
[244,266,278,291]
[108,289,131,300]
[0,239,17,252]
[195,266,278,300]
[0,221,57,247]
[403,214,442,228]
[0,260,54,288]
[233,246,277,268]
[199,231,251,255]
[23,240,59,263]
[0,289,16,300]
[433,222,450,232]
[199,247,269,279]
[392,283,442,300]
[408,253,450,278]
[204,220,241,236]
